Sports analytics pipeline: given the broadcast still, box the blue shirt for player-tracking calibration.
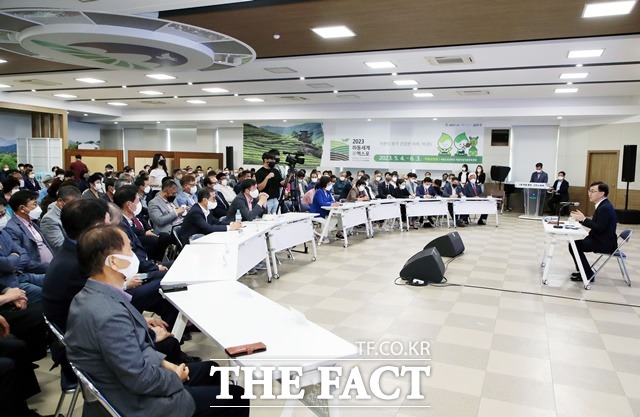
[175,190,197,208]
[310,189,335,218]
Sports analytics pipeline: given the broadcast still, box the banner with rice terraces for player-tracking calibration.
[322,121,484,170]
[243,122,324,167]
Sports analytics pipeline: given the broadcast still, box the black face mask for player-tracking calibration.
[274,157,280,164]
[167,195,176,203]
[268,161,276,168]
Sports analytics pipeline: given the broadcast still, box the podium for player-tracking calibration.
[515,182,548,219]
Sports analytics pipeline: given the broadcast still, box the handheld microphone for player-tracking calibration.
[560,202,579,207]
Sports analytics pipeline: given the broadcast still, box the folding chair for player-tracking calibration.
[70,363,122,417]
[590,229,633,286]
[44,316,80,417]
[491,189,505,214]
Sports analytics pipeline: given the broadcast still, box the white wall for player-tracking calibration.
[558,122,640,190]
[510,125,559,182]
[0,111,31,141]
[68,118,100,143]
[217,127,243,170]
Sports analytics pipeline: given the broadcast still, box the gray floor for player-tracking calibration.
[29,212,640,417]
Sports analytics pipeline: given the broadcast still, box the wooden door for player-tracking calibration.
[586,151,619,216]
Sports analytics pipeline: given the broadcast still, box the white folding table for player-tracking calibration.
[399,198,451,230]
[319,202,371,247]
[451,197,499,227]
[253,213,319,279]
[191,223,275,281]
[366,199,403,236]
[540,218,590,289]
[162,281,359,417]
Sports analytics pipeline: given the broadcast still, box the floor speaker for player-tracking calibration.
[622,144,637,182]
[399,247,445,283]
[424,232,465,257]
[226,146,234,170]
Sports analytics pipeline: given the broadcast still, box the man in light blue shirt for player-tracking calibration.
[174,174,198,208]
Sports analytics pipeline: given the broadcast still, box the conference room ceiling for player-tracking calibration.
[0,0,638,121]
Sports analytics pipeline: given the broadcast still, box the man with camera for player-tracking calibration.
[255,152,285,214]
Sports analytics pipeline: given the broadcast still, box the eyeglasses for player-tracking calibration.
[588,189,600,194]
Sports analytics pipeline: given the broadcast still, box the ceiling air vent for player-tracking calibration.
[16,79,61,86]
[337,94,360,99]
[264,67,297,74]
[456,90,490,96]
[307,83,334,89]
[279,96,308,101]
[140,100,166,105]
[427,55,475,65]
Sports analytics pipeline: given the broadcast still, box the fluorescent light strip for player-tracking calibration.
[186,100,207,104]
[567,49,604,58]
[394,80,418,86]
[145,74,176,80]
[413,92,434,97]
[54,93,77,98]
[583,1,636,18]
[0,84,11,88]
[75,77,105,84]
[365,61,396,69]
[244,98,265,102]
[555,88,578,94]
[139,90,163,95]
[107,102,128,106]
[559,73,589,79]
[202,87,229,93]
[311,25,356,39]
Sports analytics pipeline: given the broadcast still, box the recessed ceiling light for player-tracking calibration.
[582,1,636,18]
[394,80,418,86]
[122,85,127,88]
[311,25,356,39]
[186,100,207,104]
[53,93,77,98]
[283,119,287,122]
[559,73,589,79]
[107,102,128,106]
[576,64,584,67]
[146,74,176,80]
[173,96,178,99]
[0,84,11,88]
[367,118,372,121]
[333,90,339,94]
[83,113,88,116]
[300,77,305,80]
[567,82,573,85]
[230,120,234,123]
[234,94,239,97]
[555,88,579,94]
[187,82,193,86]
[412,87,418,91]
[557,116,563,119]
[413,92,434,97]
[365,61,396,69]
[139,90,163,95]
[0,59,7,64]
[31,89,36,92]
[156,121,160,124]
[91,98,96,101]
[114,122,118,124]
[244,98,265,102]
[433,118,438,121]
[567,49,604,58]
[201,87,229,93]
[75,77,105,84]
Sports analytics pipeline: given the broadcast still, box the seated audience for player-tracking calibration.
[203,176,231,219]
[40,185,81,252]
[65,225,248,417]
[548,171,570,215]
[175,175,198,208]
[346,179,371,202]
[0,285,47,362]
[226,179,268,222]
[215,172,237,203]
[148,179,188,234]
[81,173,104,199]
[178,188,241,245]
[462,173,488,225]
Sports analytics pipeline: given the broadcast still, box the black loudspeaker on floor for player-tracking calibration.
[399,232,465,286]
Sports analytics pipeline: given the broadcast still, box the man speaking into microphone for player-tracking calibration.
[567,182,618,283]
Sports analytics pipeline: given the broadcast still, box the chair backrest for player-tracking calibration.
[619,229,633,242]
[172,225,183,250]
[44,315,67,348]
[71,364,122,417]
[491,190,505,198]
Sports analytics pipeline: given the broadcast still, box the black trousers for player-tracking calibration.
[0,301,47,361]
[128,271,179,328]
[185,361,249,417]
[0,337,41,415]
[548,194,568,215]
[568,237,613,275]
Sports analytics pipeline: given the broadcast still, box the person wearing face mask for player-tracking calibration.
[346,179,370,202]
[255,153,284,214]
[233,170,248,194]
[148,179,188,235]
[475,165,486,185]
[377,172,395,199]
[530,162,549,184]
[0,199,9,229]
[405,172,418,196]
[100,178,117,203]
[226,179,268,222]
[458,164,469,184]
[81,173,104,199]
[215,172,237,203]
[134,176,151,214]
[3,191,53,301]
[2,178,21,218]
[203,176,230,219]
[22,169,41,192]
[40,185,81,252]
[548,171,570,215]
[179,188,242,245]
[306,173,319,192]
[175,175,198,208]
[370,170,382,196]
[37,174,54,204]
[461,173,488,225]
[65,225,248,417]
[309,176,344,241]
[334,171,350,198]
[0,164,10,181]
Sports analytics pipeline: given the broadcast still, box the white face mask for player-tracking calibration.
[400,185,406,190]
[558,176,564,181]
[10,188,19,196]
[326,183,334,191]
[107,253,140,281]
[249,189,259,198]
[143,185,151,194]
[189,186,197,195]
[221,179,228,186]
[19,180,24,188]
[95,183,103,192]
[0,215,8,228]
[392,176,398,182]
[462,168,467,172]
[358,185,365,192]
[375,176,382,181]
[58,175,64,180]
[133,201,142,216]
[207,200,217,210]
[311,177,318,183]
[213,183,221,191]
[28,174,35,179]
[536,169,542,173]
[469,178,477,184]
[28,205,42,220]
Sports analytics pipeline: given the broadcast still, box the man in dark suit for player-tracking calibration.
[203,176,231,219]
[547,171,570,214]
[462,173,488,225]
[178,188,241,245]
[568,181,618,282]
[376,172,395,199]
[226,179,268,222]
[66,225,248,417]
[530,162,549,183]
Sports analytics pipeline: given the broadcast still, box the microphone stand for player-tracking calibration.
[554,201,568,228]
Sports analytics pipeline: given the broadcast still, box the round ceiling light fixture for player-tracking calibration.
[0,9,255,72]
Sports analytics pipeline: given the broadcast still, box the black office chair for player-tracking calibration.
[590,229,633,286]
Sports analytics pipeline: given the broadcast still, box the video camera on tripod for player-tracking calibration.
[283,151,305,167]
